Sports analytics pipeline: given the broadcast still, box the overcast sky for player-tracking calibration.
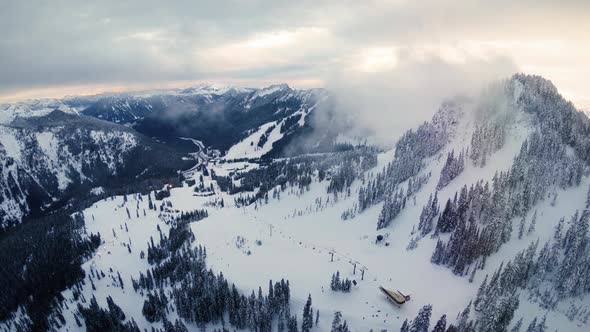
[1,0,589,108]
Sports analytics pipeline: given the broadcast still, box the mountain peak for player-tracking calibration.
[511,73,560,98]
[181,82,253,95]
[0,98,76,124]
[250,83,291,99]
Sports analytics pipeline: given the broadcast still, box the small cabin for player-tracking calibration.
[379,286,411,305]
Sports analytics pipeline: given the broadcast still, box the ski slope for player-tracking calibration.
[224,121,284,160]
[43,100,590,331]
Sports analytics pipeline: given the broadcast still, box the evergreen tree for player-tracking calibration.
[331,312,343,332]
[437,150,465,190]
[525,317,537,332]
[106,296,125,322]
[510,317,523,332]
[330,271,352,292]
[330,311,350,332]
[527,211,537,235]
[536,315,547,332]
[302,294,313,332]
[288,315,299,332]
[410,305,432,332]
[400,319,410,332]
[445,324,457,332]
[456,302,471,331]
[316,309,320,326]
[431,314,446,332]
[518,216,526,239]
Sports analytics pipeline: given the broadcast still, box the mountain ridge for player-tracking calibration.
[2,74,590,332]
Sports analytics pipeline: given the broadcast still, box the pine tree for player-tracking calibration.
[510,317,523,332]
[341,320,349,332]
[468,267,476,283]
[536,315,547,332]
[331,272,340,291]
[330,311,350,332]
[445,324,457,332]
[410,304,432,332]
[315,309,319,326]
[431,314,446,332]
[106,296,125,321]
[288,315,299,332]
[431,240,446,265]
[331,312,343,332]
[400,319,410,332]
[456,302,471,331]
[175,319,189,332]
[527,211,537,235]
[117,271,124,289]
[525,317,537,332]
[518,216,526,239]
[302,294,313,332]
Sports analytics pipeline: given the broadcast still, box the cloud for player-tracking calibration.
[0,0,588,107]
[320,51,517,146]
[193,27,335,74]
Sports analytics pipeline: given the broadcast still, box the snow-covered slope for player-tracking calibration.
[0,98,78,124]
[0,111,191,228]
[2,83,334,160]
[224,103,315,160]
[179,82,254,96]
[3,74,590,332]
[0,83,332,228]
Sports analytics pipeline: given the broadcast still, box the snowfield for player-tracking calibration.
[225,121,285,160]
[0,99,77,125]
[2,76,589,332]
[60,195,174,331]
[48,103,589,331]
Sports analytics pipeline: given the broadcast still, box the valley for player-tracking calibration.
[1,75,590,332]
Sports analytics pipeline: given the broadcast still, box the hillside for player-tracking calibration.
[1,74,590,332]
[0,110,192,229]
[0,83,342,229]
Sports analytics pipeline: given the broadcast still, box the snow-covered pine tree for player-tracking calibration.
[527,210,537,235]
[510,317,523,332]
[288,315,299,332]
[301,294,313,332]
[409,304,432,332]
[525,317,537,332]
[431,314,446,332]
[400,319,409,332]
[518,216,526,239]
[437,149,465,190]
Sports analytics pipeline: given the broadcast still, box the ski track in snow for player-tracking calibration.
[224,121,285,160]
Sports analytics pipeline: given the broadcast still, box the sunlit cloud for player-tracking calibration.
[115,30,168,42]
[243,31,295,48]
[0,0,588,108]
[193,27,333,72]
[357,47,399,72]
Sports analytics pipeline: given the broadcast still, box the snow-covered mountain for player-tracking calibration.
[0,110,192,229]
[0,84,335,228]
[178,82,254,96]
[130,83,328,153]
[0,98,79,124]
[2,74,590,332]
[45,83,331,154]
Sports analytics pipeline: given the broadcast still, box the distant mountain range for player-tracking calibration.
[0,83,343,228]
[2,75,590,332]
